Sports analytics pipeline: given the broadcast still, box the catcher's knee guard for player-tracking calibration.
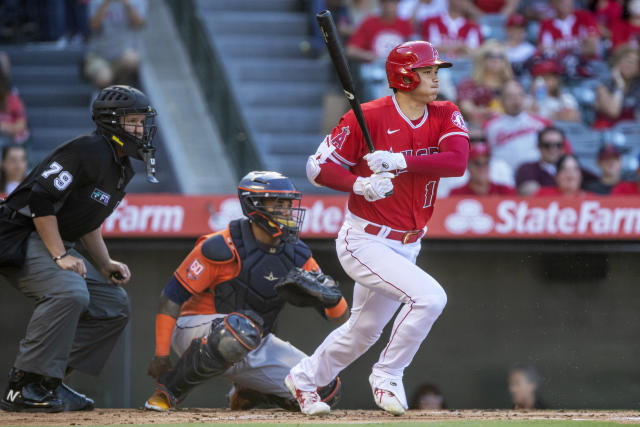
[318,376,342,408]
[157,312,262,404]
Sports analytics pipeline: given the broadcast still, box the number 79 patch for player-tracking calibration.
[41,161,73,191]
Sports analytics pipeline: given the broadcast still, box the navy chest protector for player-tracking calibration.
[213,219,311,334]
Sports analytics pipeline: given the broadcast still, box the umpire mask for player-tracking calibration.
[92,85,159,183]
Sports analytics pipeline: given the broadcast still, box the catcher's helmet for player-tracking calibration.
[238,171,305,243]
[386,41,452,92]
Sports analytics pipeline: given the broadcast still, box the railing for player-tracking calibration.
[166,0,262,176]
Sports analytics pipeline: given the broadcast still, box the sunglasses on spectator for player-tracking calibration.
[485,52,505,59]
[540,142,564,149]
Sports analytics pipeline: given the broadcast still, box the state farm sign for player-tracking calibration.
[101,194,640,240]
[102,195,347,238]
[431,196,640,239]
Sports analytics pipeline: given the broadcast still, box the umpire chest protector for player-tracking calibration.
[213,219,311,333]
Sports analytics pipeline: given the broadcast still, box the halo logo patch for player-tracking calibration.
[451,111,468,132]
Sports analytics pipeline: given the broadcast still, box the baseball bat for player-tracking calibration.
[316,10,393,196]
[316,10,374,153]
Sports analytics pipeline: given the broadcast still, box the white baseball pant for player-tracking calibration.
[290,212,447,390]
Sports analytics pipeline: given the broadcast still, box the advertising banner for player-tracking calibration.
[101,194,640,240]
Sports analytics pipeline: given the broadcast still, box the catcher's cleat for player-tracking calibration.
[144,389,173,412]
[56,383,94,411]
[284,374,330,416]
[369,373,407,416]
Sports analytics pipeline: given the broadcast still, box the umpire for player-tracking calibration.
[0,85,158,412]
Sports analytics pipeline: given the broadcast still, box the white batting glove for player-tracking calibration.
[364,151,407,174]
[353,173,394,202]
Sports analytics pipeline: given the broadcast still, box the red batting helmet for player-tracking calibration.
[386,41,452,92]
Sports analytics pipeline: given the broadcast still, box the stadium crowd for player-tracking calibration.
[2,0,640,199]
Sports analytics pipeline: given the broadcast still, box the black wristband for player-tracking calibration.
[52,251,70,262]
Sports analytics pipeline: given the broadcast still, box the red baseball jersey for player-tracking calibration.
[538,10,598,53]
[326,95,469,230]
[612,21,640,49]
[348,15,414,58]
[611,181,640,195]
[421,15,483,51]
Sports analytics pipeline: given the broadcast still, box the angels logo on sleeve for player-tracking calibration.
[451,111,468,132]
[330,126,350,149]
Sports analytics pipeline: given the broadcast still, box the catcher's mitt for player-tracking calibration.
[274,268,342,308]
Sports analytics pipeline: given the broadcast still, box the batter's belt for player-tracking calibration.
[363,224,424,244]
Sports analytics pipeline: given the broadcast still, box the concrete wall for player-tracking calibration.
[1,239,638,409]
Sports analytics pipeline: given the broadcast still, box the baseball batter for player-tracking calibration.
[286,41,470,416]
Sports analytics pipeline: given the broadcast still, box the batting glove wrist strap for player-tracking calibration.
[353,173,394,202]
[364,151,407,173]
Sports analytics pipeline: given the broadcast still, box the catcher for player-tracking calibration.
[144,171,347,411]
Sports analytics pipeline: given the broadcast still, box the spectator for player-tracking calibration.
[536,153,591,197]
[611,0,640,50]
[520,0,555,22]
[611,152,640,194]
[508,363,547,410]
[561,36,610,86]
[347,0,413,100]
[457,41,514,133]
[398,0,448,29]
[584,143,622,194]
[305,0,354,58]
[588,0,623,41]
[420,0,483,58]
[593,46,640,129]
[515,126,566,196]
[449,141,517,195]
[538,0,599,55]
[346,0,413,63]
[0,68,29,145]
[84,0,147,89]
[529,60,581,122]
[349,0,379,27]
[484,79,550,175]
[410,383,447,409]
[0,144,27,195]
[57,0,91,47]
[504,14,536,77]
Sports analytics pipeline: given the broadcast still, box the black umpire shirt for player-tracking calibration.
[5,132,134,242]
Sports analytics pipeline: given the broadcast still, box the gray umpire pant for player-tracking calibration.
[0,232,130,379]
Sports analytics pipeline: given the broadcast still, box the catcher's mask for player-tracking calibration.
[92,85,159,183]
[238,171,306,243]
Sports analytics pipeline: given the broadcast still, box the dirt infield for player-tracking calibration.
[1,409,640,425]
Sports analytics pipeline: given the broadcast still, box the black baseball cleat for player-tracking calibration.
[0,369,64,413]
[56,383,95,411]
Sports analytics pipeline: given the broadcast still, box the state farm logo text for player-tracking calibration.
[104,199,184,232]
[445,199,640,236]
